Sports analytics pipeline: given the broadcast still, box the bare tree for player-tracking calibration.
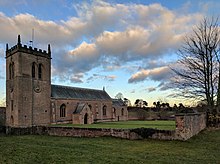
[115,92,124,100]
[172,17,220,110]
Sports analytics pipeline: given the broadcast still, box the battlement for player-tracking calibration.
[6,35,51,59]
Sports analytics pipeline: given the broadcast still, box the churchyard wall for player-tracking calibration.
[4,113,207,141]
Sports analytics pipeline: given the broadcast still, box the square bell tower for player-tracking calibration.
[5,35,52,127]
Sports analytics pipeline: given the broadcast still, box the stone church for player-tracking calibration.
[5,35,128,127]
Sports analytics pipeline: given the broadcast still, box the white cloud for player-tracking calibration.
[70,73,84,83]
[0,1,204,84]
[128,66,171,83]
[87,74,117,82]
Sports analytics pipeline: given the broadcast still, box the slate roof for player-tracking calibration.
[112,99,126,107]
[51,84,112,100]
[74,103,86,114]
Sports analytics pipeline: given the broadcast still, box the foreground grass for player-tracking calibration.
[53,120,176,130]
[0,129,220,163]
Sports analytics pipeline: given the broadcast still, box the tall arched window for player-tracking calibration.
[103,105,107,116]
[38,64,42,79]
[60,104,66,117]
[121,108,124,116]
[9,62,14,79]
[32,63,35,78]
[113,107,116,113]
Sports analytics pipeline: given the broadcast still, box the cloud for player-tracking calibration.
[146,87,157,92]
[128,66,171,83]
[0,1,204,83]
[70,73,84,83]
[87,74,117,82]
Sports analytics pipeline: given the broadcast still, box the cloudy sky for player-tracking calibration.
[0,0,219,106]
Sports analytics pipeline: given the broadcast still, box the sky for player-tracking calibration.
[0,0,219,107]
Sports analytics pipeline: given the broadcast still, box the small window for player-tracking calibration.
[38,64,42,79]
[32,63,35,78]
[103,105,107,116]
[60,104,66,117]
[121,108,124,116]
[9,62,14,79]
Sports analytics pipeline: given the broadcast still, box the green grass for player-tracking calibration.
[0,129,220,163]
[53,120,176,130]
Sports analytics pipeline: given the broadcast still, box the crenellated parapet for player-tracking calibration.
[6,35,51,59]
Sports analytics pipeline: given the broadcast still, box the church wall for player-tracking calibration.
[112,106,128,121]
[51,98,113,124]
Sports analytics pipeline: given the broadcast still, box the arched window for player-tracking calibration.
[9,62,14,79]
[113,107,116,113]
[60,104,66,117]
[32,63,35,78]
[38,64,42,79]
[103,105,107,116]
[121,108,124,116]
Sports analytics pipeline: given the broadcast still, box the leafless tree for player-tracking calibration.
[115,92,124,100]
[172,17,220,110]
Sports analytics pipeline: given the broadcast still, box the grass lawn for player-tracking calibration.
[0,129,220,163]
[53,120,176,130]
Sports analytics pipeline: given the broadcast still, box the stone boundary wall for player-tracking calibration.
[4,113,207,141]
[5,126,175,140]
[175,113,206,140]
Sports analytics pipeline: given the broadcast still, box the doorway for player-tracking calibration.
[84,113,88,124]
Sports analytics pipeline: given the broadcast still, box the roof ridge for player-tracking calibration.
[51,84,105,92]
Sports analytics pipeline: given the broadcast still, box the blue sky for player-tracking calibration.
[0,0,219,107]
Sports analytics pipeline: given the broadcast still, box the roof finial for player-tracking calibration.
[6,43,8,51]
[17,35,21,45]
[103,86,105,91]
[48,44,51,54]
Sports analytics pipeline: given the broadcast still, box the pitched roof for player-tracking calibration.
[51,84,112,100]
[112,99,126,107]
[74,103,86,114]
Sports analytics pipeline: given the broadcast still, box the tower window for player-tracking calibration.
[38,64,42,79]
[32,63,35,78]
[9,62,14,79]
[60,104,66,117]
[103,105,107,116]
